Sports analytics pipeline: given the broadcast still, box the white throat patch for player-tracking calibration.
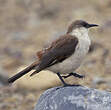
[71,27,89,39]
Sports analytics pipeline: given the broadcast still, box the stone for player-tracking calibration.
[34,86,111,110]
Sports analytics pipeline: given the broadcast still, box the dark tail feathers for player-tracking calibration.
[8,61,39,83]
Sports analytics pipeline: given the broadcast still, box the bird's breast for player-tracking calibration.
[47,37,91,74]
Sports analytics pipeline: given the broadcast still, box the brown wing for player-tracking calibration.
[36,50,44,60]
[35,35,78,73]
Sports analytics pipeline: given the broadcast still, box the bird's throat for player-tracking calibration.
[70,27,89,40]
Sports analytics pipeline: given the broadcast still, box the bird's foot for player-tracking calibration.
[62,74,70,78]
[72,72,85,78]
[56,72,70,86]
[62,72,85,79]
[63,83,73,87]
[56,72,84,87]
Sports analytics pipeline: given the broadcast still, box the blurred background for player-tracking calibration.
[0,0,111,110]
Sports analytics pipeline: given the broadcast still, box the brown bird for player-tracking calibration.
[8,20,98,86]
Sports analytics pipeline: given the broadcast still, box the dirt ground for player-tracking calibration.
[0,0,111,110]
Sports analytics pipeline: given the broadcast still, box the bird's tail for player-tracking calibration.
[8,61,39,84]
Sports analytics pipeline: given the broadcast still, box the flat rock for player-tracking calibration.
[34,86,111,110]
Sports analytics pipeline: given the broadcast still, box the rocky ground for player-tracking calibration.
[0,0,111,110]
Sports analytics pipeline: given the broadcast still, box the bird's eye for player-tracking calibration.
[83,23,89,28]
[83,23,87,27]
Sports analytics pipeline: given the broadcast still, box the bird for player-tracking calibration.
[8,20,98,86]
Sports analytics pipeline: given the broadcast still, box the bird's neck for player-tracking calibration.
[70,27,89,40]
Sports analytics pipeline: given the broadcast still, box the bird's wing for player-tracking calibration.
[30,35,78,76]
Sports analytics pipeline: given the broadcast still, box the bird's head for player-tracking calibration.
[67,20,98,34]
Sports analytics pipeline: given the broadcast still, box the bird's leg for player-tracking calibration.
[62,72,85,79]
[56,72,70,86]
[62,73,72,78]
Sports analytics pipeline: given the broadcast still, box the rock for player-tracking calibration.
[34,86,111,110]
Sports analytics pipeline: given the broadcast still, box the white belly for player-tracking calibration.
[47,38,91,74]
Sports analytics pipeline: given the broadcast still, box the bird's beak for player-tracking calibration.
[88,24,99,28]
